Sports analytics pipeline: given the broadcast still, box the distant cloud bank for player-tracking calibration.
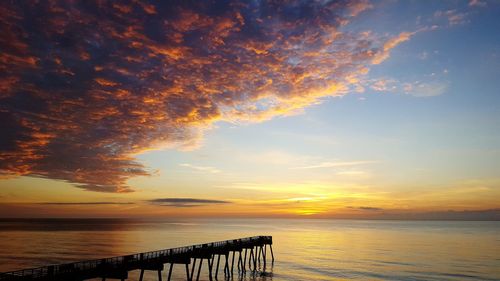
[341,208,500,220]
[36,202,134,205]
[148,198,232,207]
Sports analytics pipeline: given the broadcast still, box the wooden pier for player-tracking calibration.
[0,236,274,281]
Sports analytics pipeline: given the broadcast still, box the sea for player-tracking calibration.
[0,219,499,280]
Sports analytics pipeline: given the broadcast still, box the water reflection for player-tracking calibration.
[1,219,499,280]
[111,263,274,281]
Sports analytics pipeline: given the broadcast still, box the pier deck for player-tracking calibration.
[0,236,274,281]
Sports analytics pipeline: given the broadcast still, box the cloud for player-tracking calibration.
[292,160,377,170]
[346,0,373,17]
[36,202,134,205]
[336,170,369,176]
[368,76,449,98]
[179,163,220,174]
[148,198,231,207]
[372,32,414,64]
[434,10,470,27]
[0,1,416,192]
[403,81,449,97]
[347,206,383,211]
[469,0,487,7]
[369,78,398,92]
[374,209,500,220]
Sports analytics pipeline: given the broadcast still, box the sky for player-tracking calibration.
[0,0,499,219]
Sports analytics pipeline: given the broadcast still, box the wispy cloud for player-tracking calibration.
[36,202,134,205]
[372,32,414,64]
[179,164,221,174]
[403,81,449,97]
[148,198,231,208]
[368,76,449,98]
[292,160,377,170]
[469,0,487,7]
[434,10,470,27]
[336,170,370,176]
[347,206,383,211]
[363,209,500,220]
[286,196,328,203]
[370,78,398,92]
[240,150,315,166]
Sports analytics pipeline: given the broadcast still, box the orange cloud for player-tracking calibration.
[372,32,413,64]
[0,0,415,192]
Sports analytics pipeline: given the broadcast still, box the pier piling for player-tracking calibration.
[0,236,273,281]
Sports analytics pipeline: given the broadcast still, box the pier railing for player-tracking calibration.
[0,236,273,281]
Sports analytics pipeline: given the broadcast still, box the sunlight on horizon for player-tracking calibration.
[0,0,499,220]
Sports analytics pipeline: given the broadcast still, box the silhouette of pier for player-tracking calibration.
[0,236,273,281]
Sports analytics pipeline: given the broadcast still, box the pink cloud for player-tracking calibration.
[0,1,416,192]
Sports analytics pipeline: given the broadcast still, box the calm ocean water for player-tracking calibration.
[0,219,499,280]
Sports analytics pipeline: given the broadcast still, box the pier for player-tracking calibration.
[0,236,274,281]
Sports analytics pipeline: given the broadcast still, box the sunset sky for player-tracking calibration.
[1,0,499,219]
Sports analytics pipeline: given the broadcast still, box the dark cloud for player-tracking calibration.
[0,0,402,192]
[343,208,500,220]
[348,206,384,211]
[149,198,231,207]
[397,209,500,221]
[36,202,134,205]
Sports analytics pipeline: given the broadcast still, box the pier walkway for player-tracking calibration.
[0,236,274,281]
